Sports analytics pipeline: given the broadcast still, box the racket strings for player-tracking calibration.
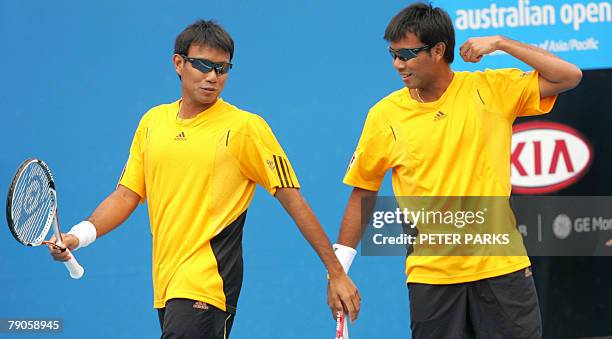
[22,198,54,244]
[16,193,50,243]
[11,164,38,220]
[19,180,48,242]
[20,183,54,244]
[13,164,46,218]
[10,162,55,245]
[13,168,45,241]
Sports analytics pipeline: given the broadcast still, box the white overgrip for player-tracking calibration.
[63,249,84,279]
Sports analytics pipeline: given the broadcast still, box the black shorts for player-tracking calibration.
[408,268,542,339]
[157,299,235,339]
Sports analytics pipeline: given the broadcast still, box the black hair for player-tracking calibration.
[384,2,455,63]
[174,20,234,60]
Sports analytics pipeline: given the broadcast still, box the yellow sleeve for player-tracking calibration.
[343,110,394,191]
[118,116,147,201]
[483,68,557,118]
[233,115,300,195]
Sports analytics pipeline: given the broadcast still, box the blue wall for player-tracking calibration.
[1,1,610,338]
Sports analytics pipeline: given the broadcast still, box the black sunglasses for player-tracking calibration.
[388,45,431,61]
[181,55,233,75]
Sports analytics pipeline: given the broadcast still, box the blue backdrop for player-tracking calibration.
[1,1,610,338]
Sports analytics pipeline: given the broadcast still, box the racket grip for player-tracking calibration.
[63,249,84,279]
[342,313,349,339]
[334,312,350,339]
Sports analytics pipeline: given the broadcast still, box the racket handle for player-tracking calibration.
[342,313,349,339]
[334,312,349,339]
[63,249,84,279]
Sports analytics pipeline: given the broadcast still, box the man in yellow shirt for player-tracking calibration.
[331,3,582,338]
[48,20,360,338]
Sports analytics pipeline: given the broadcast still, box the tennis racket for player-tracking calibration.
[334,310,349,339]
[6,158,84,279]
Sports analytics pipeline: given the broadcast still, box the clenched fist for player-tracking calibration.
[459,36,504,63]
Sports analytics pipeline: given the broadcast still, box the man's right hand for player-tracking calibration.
[327,272,361,322]
[47,233,79,262]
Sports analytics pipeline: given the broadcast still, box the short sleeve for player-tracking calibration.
[343,110,395,191]
[231,115,300,195]
[483,68,557,118]
[118,116,147,201]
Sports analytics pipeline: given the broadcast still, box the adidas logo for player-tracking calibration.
[434,111,446,121]
[193,301,208,310]
[174,132,186,141]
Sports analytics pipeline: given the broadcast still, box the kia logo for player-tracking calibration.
[511,121,593,194]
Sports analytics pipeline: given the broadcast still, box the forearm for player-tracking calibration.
[496,36,581,84]
[87,185,139,238]
[337,187,377,249]
[275,188,345,277]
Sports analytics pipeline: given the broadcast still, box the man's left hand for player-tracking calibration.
[460,36,504,63]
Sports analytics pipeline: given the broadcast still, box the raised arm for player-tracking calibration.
[459,35,582,98]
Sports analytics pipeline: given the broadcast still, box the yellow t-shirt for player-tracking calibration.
[119,98,299,312]
[344,69,557,284]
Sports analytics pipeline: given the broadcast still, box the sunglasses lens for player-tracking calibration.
[390,49,413,62]
[398,50,416,61]
[218,64,230,74]
[184,56,231,75]
[192,60,214,73]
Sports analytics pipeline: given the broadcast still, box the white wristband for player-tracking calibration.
[68,221,97,250]
[333,243,357,273]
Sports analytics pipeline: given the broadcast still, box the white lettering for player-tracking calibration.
[372,211,384,228]
[592,217,612,231]
[455,1,609,31]
[574,217,591,232]
[456,10,468,30]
